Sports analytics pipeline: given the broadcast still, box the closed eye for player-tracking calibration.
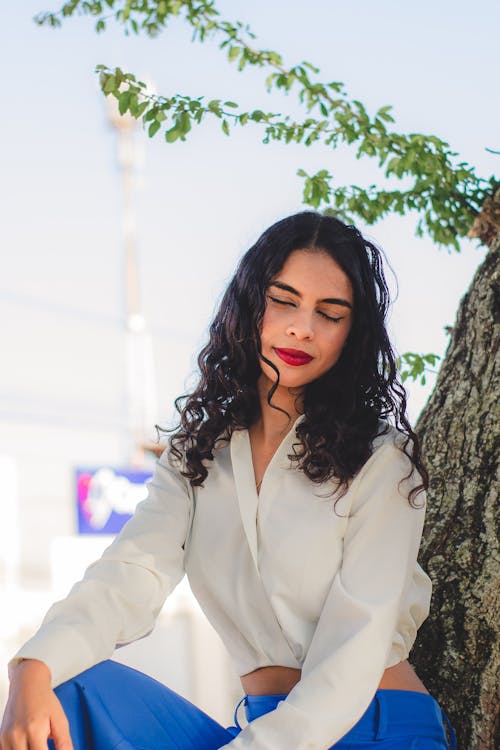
[267,296,344,324]
[318,311,343,323]
[268,295,294,307]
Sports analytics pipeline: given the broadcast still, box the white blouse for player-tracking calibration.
[11,415,432,750]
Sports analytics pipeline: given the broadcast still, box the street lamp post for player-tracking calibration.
[106,94,157,467]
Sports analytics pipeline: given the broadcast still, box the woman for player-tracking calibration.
[1,212,456,749]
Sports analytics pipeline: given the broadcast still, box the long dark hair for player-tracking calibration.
[163,211,428,507]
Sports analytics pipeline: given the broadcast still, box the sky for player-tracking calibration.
[1,0,499,431]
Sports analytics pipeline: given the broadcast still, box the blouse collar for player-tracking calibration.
[230,414,304,571]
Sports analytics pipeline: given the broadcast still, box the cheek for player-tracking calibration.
[321,328,350,364]
[260,307,279,345]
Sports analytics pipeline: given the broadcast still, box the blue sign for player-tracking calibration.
[76,466,153,535]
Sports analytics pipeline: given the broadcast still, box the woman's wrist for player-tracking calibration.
[8,657,52,684]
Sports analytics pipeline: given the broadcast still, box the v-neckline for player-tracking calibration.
[230,414,304,571]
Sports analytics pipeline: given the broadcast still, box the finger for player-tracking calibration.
[2,728,27,750]
[26,729,53,750]
[0,732,14,750]
[49,733,73,750]
[48,719,73,750]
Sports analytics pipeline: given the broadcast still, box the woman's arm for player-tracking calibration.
[8,450,193,689]
[221,439,429,750]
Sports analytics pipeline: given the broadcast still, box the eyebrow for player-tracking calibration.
[269,281,353,309]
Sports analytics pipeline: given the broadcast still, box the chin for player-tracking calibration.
[274,379,309,392]
[261,365,316,391]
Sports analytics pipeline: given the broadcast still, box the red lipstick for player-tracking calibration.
[274,348,314,366]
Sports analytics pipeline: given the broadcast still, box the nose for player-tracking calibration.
[285,310,314,340]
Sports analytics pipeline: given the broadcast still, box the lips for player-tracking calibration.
[274,347,314,366]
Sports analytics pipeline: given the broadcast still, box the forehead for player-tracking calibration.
[274,249,353,299]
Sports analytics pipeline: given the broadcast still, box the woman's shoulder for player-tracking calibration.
[157,431,232,479]
[357,419,417,484]
[353,419,422,496]
[370,419,411,454]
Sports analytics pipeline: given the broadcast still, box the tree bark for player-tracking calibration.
[412,231,499,750]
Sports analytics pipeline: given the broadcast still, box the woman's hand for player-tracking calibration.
[0,659,73,750]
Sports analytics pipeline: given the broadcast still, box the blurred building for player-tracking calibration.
[0,95,241,723]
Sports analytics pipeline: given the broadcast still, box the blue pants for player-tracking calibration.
[51,660,457,749]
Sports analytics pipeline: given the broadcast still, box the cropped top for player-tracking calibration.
[11,415,432,750]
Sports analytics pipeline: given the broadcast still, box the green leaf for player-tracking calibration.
[208,99,221,114]
[178,112,191,135]
[377,104,393,118]
[251,109,265,122]
[148,120,161,138]
[118,91,130,115]
[224,101,239,108]
[128,93,139,117]
[103,75,116,94]
[423,353,439,364]
[144,107,158,122]
[165,127,180,143]
[265,73,277,90]
[301,60,320,74]
[221,119,230,136]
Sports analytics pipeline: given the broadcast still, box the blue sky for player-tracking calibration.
[1,0,498,427]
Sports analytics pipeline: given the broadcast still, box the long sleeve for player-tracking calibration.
[9,450,193,688]
[222,439,428,750]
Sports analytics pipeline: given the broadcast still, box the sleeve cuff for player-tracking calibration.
[7,657,26,679]
[9,623,105,688]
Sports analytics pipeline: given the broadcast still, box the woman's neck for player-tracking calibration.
[253,375,303,442]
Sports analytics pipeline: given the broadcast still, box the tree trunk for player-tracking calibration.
[412,229,499,750]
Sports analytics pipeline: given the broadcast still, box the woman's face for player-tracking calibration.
[259,249,354,391]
